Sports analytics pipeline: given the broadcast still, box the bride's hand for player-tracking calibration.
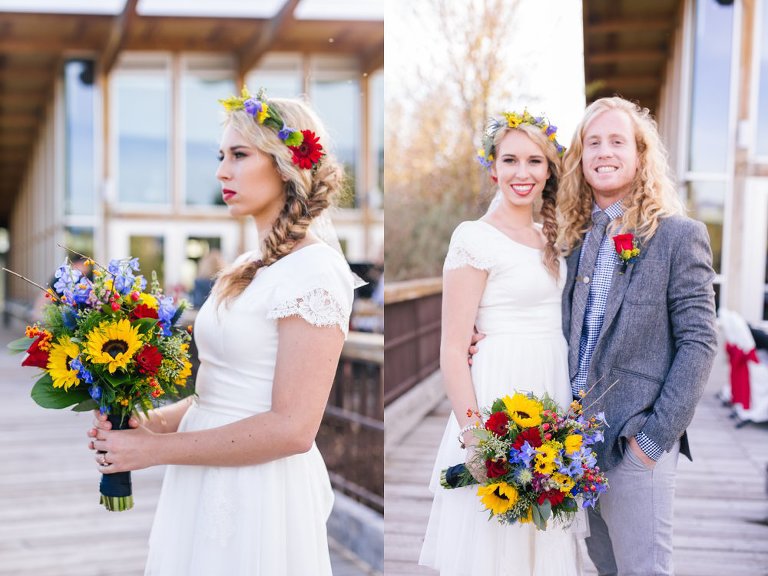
[464,438,488,484]
[90,421,158,474]
[86,411,140,451]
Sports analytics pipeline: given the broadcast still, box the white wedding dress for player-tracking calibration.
[145,243,354,576]
[419,220,583,576]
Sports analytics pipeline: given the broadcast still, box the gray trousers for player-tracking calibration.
[585,440,680,576]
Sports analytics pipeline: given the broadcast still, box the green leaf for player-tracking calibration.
[72,398,98,412]
[532,501,552,531]
[532,504,545,531]
[7,336,35,353]
[30,375,90,409]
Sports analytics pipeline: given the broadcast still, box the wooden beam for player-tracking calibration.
[361,42,383,76]
[586,17,674,34]
[0,113,39,127]
[589,49,668,65]
[99,0,139,76]
[238,0,300,76]
[0,38,103,53]
[0,69,54,83]
[589,76,662,90]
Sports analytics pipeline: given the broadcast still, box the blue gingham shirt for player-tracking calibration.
[571,201,663,461]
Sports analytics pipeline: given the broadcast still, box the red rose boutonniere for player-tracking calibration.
[613,233,640,274]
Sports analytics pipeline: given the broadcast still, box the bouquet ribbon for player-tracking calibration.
[99,415,133,511]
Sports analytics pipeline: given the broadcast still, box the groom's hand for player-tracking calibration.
[628,436,657,469]
[467,330,486,366]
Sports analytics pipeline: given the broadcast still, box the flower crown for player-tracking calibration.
[476,110,565,170]
[219,86,324,170]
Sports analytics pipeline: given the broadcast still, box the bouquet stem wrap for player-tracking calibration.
[99,414,133,512]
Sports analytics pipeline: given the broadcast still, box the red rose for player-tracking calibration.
[22,335,50,369]
[512,426,542,450]
[485,411,510,436]
[131,304,159,321]
[135,344,163,376]
[613,233,634,254]
[485,459,509,478]
[537,489,565,507]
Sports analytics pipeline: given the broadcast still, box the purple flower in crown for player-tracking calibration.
[545,124,557,137]
[243,98,263,117]
[278,123,304,146]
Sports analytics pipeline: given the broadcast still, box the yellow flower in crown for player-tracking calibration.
[477,482,519,515]
[563,434,583,455]
[502,393,543,428]
[47,336,82,390]
[503,111,523,128]
[85,318,143,373]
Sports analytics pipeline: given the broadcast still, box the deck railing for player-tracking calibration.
[383,278,442,406]
[317,331,384,513]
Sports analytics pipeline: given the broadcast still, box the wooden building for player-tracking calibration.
[0,0,383,308]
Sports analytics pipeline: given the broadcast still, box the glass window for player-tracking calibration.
[245,53,303,99]
[756,1,768,157]
[184,236,223,308]
[129,235,165,287]
[310,56,360,208]
[684,181,725,274]
[183,62,235,206]
[114,70,171,205]
[64,226,94,258]
[370,70,384,209]
[64,60,95,216]
[688,0,734,172]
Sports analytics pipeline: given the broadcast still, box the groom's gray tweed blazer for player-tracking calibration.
[562,214,718,472]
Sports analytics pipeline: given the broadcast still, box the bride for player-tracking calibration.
[88,88,357,575]
[419,111,583,575]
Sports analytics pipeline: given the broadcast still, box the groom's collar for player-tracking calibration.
[592,200,625,223]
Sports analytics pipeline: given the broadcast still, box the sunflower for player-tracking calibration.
[534,443,561,475]
[477,482,518,515]
[502,393,543,428]
[563,434,583,455]
[552,472,576,493]
[518,506,534,524]
[47,336,82,390]
[175,357,192,386]
[85,318,143,373]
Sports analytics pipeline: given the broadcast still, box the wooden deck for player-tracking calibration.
[384,355,768,575]
[0,325,376,576]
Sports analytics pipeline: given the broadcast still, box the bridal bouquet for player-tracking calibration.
[442,392,608,530]
[7,255,193,511]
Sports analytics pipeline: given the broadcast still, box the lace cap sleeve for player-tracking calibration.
[443,221,495,272]
[266,249,354,337]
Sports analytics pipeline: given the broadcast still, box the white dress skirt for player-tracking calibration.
[419,221,585,576]
[144,244,354,576]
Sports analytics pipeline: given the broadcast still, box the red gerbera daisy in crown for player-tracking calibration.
[289,130,324,169]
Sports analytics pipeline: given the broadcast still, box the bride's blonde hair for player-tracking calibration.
[214,98,344,306]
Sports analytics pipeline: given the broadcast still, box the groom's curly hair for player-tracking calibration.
[557,97,684,254]
[214,99,343,307]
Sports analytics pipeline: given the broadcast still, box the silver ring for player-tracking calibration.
[100,452,109,467]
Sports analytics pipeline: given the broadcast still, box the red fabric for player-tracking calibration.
[726,343,758,409]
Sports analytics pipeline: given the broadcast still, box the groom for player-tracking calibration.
[558,97,717,575]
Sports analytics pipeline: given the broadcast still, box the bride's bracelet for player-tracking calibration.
[458,422,481,449]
